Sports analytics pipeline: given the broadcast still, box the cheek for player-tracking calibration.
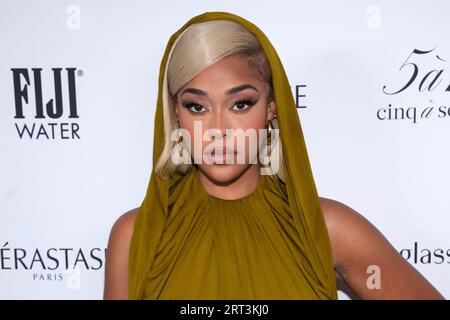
[229,104,268,130]
[237,109,268,138]
[228,112,267,162]
[242,114,266,130]
[181,126,195,149]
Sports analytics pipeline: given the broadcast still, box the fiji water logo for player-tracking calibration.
[11,67,82,140]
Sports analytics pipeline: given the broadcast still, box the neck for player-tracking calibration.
[195,165,261,200]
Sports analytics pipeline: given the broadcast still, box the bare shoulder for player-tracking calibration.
[318,196,444,299]
[111,207,139,235]
[103,207,139,300]
[107,208,139,254]
[319,197,372,233]
[318,196,379,260]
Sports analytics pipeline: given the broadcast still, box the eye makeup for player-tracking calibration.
[181,98,259,114]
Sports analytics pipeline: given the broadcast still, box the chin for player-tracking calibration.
[198,163,249,185]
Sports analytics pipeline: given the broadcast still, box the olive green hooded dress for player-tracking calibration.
[128,11,338,300]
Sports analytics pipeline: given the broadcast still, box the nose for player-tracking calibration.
[208,109,229,140]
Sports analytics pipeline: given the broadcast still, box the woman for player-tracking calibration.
[103,11,444,300]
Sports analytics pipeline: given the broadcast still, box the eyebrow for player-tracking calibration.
[181,84,259,97]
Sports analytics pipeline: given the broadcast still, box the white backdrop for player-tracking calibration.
[1,0,448,299]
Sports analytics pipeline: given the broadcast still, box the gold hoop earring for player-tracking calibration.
[267,118,274,144]
[176,121,183,143]
[176,120,184,158]
[263,118,274,167]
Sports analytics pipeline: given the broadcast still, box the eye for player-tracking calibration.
[181,101,207,113]
[232,99,258,112]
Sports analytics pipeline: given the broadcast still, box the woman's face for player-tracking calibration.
[174,53,276,184]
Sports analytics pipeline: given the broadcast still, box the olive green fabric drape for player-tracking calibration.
[128,11,338,300]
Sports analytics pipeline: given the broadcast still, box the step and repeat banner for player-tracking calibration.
[1,0,449,299]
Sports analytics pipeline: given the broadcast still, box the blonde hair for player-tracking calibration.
[154,20,284,181]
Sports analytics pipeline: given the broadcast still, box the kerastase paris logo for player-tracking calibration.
[11,67,82,140]
[0,242,105,288]
[378,47,450,124]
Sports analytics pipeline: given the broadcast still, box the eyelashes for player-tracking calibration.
[181,101,207,113]
[181,98,258,114]
[233,98,258,111]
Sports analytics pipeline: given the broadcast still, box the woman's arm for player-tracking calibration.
[103,208,138,300]
[320,197,445,300]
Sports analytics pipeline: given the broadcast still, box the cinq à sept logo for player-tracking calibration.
[377,47,450,124]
